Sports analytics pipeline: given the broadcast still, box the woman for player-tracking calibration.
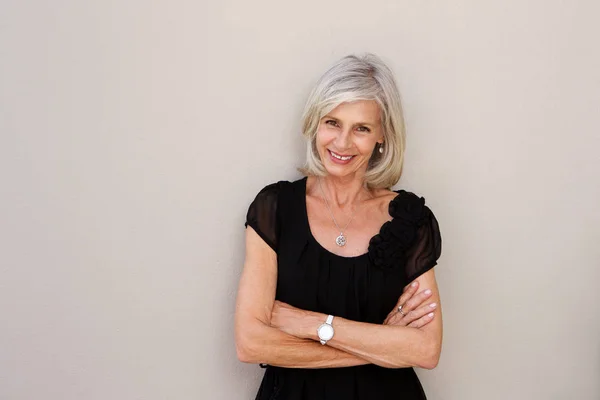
[235,54,443,400]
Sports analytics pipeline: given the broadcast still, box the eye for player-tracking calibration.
[356,126,371,133]
[325,120,339,127]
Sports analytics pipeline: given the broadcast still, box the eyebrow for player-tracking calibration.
[322,115,376,127]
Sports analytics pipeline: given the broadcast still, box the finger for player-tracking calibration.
[394,281,420,312]
[405,302,437,323]
[386,283,430,324]
[402,289,433,314]
[387,301,437,326]
[403,279,420,291]
[384,312,401,326]
[387,290,430,324]
[385,309,410,327]
[383,312,394,325]
[407,311,436,328]
[383,306,405,325]
[384,299,408,324]
[383,312,399,325]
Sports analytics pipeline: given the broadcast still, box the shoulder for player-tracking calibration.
[368,188,442,270]
[254,181,284,196]
[368,188,430,221]
[250,178,301,201]
[387,188,436,225]
[248,178,307,213]
[251,182,281,205]
[245,179,299,252]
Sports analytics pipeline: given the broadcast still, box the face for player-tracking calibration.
[315,100,384,179]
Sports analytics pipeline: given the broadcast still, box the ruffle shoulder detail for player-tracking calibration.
[367,190,436,271]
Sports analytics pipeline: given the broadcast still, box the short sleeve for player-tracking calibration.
[245,182,281,252]
[404,206,442,283]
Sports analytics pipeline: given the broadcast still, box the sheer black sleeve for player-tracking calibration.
[245,182,281,252]
[404,206,442,282]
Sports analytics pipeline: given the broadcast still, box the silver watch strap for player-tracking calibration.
[326,315,334,325]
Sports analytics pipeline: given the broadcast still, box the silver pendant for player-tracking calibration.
[335,233,347,247]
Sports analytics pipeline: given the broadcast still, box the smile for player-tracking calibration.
[328,150,355,162]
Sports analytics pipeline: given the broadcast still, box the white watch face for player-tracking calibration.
[318,324,334,341]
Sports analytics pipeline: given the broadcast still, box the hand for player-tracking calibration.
[383,280,437,328]
[270,300,319,339]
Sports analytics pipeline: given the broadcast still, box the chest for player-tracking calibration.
[305,196,391,258]
[273,180,411,323]
[275,229,408,323]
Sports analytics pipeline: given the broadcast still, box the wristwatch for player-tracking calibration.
[317,315,335,345]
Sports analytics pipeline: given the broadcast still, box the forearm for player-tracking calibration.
[270,299,442,369]
[319,316,440,369]
[236,319,370,368]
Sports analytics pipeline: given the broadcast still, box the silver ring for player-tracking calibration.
[397,305,406,316]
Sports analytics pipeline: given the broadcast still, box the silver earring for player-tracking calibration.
[379,143,384,153]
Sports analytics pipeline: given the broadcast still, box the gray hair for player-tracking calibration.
[299,53,406,189]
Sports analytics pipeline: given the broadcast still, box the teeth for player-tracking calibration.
[331,151,353,161]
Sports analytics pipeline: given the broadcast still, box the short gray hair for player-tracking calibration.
[299,53,406,189]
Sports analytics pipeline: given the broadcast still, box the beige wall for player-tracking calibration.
[1,1,599,399]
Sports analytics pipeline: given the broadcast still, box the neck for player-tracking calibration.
[319,174,370,208]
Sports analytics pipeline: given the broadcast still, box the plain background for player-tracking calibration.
[1,1,599,399]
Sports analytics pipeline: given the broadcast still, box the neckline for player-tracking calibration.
[301,176,400,261]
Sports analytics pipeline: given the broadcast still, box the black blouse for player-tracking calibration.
[245,177,442,400]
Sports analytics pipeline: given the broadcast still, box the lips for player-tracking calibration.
[328,149,355,164]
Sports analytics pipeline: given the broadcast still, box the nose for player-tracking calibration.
[334,127,352,151]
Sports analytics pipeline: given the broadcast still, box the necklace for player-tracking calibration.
[317,177,366,247]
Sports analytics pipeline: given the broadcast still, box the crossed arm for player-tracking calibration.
[234,227,443,370]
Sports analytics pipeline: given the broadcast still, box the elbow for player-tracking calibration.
[418,353,440,370]
[236,340,252,363]
[235,316,271,364]
[386,349,440,370]
[417,344,441,370]
[414,330,442,370]
[388,354,439,370]
[235,334,258,364]
[235,325,267,364]
[237,349,256,364]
